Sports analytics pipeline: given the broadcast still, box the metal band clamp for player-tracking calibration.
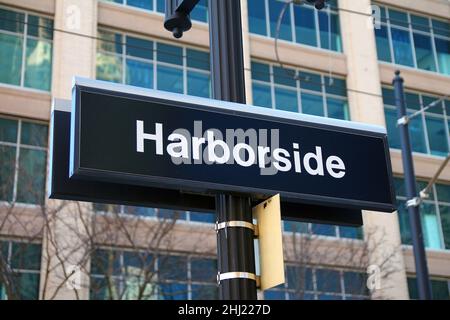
[215,220,258,236]
[217,272,260,286]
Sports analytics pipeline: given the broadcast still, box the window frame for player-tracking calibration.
[0,116,48,206]
[0,4,53,92]
[375,3,450,76]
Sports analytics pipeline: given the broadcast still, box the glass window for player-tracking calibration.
[96,53,123,83]
[251,61,271,82]
[98,30,123,54]
[0,118,18,142]
[0,241,41,300]
[375,25,391,62]
[439,205,450,250]
[157,209,186,220]
[158,255,187,281]
[301,93,324,117]
[157,43,183,66]
[275,87,298,112]
[0,8,52,90]
[189,211,215,223]
[287,266,313,291]
[391,28,414,67]
[339,226,363,239]
[249,0,340,52]
[425,116,448,156]
[273,66,296,87]
[436,184,450,203]
[327,98,348,120]
[0,118,47,205]
[264,289,286,300]
[384,108,401,149]
[126,59,153,88]
[318,11,341,52]
[316,269,341,293]
[408,277,450,300]
[411,15,430,33]
[191,284,217,300]
[190,0,208,23]
[343,272,368,296]
[413,33,436,72]
[159,282,188,300]
[27,15,53,40]
[284,221,308,233]
[0,33,23,86]
[248,0,267,36]
[435,38,450,75]
[16,149,46,204]
[0,8,24,33]
[90,249,122,275]
[432,19,450,38]
[408,113,427,153]
[421,203,443,249]
[191,258,216,283]
[299,71,322,92]
[157,65,183,93]
[389,9,409,28]
[293,5,316,47]
[186,49,209,71]
[397,200,412,245]
[0,145,16,201]
[21,121,48,147]
[126,36,153,60]
[311,223,336,237]
[268,0,292,41]
[127,0,152,11]
[252,83,272,108]
[187,71,210,98]
[375,6,450,77]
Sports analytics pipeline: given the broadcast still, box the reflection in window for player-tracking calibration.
[96,29,211,97]
[0,117,47,205]
[90,250,217,300]
[383,87,450,156]
[0,7,53,90]
[251,61,349,120]
[248,0,342,52]
[395,177,450,250]
[375,5,450,76]
[0,241,41,300]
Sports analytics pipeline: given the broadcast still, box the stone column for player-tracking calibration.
[40,0,97,300]
[241,0,254,105]
[338,0,409,300]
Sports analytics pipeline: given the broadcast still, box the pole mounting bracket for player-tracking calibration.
[397,116,409,126]
[406,197,422,208]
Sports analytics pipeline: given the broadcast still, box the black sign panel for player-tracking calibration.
[49,104,363,226]
[69,78,396,213]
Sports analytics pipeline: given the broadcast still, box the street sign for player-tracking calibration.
[68,77,396,214]
[48,98,363,226]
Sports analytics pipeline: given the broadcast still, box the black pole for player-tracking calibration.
[393,70,432,300]
[208,0,257,300]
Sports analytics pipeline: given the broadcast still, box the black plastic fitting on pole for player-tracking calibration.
[393,70,432,300]
[164,0,200,38]
[209,0,257,300]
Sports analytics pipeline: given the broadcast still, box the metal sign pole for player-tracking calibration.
[393,70,432,300]
[208,0,257,300]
